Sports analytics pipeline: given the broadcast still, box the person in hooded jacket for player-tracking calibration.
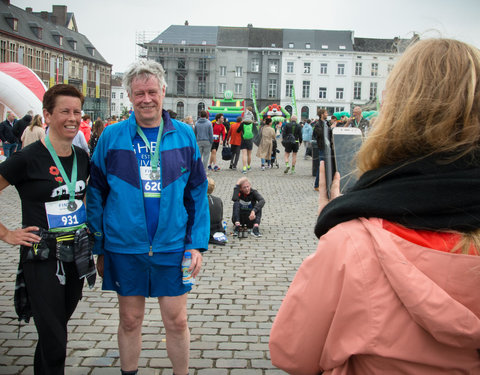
[270,38,480,375]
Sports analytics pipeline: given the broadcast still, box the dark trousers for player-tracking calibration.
[314,150,325,188]
[23,259,83,375]
[230,144,241,168]
[232,206,262,228]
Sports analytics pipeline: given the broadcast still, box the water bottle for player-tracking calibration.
[182,252,195,286]
[222,220,227,233]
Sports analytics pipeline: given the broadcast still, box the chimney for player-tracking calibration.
[26,7,32,13]
[52,5,67,27]
[40,11,48,21]
[2,0,11,5]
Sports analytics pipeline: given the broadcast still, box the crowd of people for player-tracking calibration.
[0,37,479,375]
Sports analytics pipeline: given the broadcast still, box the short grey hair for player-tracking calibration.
[123,60,167,95]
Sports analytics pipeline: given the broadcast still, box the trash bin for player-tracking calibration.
[311,140,319,177]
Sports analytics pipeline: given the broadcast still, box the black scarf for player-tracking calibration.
[315,152,480,238]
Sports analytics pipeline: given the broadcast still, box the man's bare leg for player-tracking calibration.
[118,295,145,372]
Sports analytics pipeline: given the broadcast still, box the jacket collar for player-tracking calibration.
[127,109,176,139]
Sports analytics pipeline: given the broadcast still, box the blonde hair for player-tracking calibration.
[28,114,43,130]
[357,38,480,173]
[356,38,480,255]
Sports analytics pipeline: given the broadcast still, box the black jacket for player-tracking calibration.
[13,114,32,139]
[282,121,302,143]
[0,120,18,143]
[232,186,265,216]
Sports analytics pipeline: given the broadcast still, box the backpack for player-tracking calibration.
[243,123,254,140]
[282,124,296,147]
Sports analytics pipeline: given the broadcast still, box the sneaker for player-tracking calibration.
[261,165,265,171]
[247,165,251,171]
[229,164,233,169]
[214,165,220,171]
[252,227,262,237]
[242,167,247,174]
[208,165,212,171]
[314,187,319,191]
[284,166,290,174]
[291,166,295,174]
[233,225,240,236]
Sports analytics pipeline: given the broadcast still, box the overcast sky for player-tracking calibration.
[12,0,480,73]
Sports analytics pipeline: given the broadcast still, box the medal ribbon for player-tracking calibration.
[136,119,164,176]
[45,135,77,205]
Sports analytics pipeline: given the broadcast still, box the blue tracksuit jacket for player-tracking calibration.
[87,110,209,255]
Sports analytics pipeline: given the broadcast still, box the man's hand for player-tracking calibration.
[96,255,104,278]
[249,210,256,221]
[1,226,40,246]
[317,161,341,216]
[185,249,202,278]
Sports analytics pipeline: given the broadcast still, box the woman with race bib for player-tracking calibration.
[0,84,95,375]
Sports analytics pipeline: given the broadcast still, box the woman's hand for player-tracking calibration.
[317,161,341,216]
[1,226,40,246]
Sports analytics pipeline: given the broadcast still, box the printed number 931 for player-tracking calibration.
[61,215,79,226]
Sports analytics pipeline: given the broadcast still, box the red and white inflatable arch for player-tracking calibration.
[0,62,46,118]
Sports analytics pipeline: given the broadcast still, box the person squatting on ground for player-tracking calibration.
[0,84,95,375]
[237,119,257,173]
[270,38,480,375]
[231,177,265,237]
[282,115,302,174]
[208,113,226,171]
[194,110,213,172]
[256,117,276,170]
[87,60,209,375]
[226,116,242,170]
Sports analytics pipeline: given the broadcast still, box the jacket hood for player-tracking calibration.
[195,118,211,125]
[363,218,480,349]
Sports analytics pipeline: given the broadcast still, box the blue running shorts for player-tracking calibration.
[102,250,191,297]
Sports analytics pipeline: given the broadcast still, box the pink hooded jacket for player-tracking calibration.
[269,218,480,374]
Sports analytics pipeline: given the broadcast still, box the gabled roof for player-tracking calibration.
[354,37,413,53]
[0,2,109,65]
[150,25,218,46]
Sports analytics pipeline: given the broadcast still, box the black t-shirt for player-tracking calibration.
[0,140,90,229]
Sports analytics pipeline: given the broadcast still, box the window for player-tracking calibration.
[320,63,327,74]
[175,59,184,70]
[337,63,345,75]
[120,92,124,99]
[285,79,293,97]
[305,43,311,49]
[355,62,362,76]
[235,66,243,77]
[219,82,226,93]
[269,60,278,73]
[235,83,242,94]
[371,63,378,76]
[220,66,226,76]
[198,58,206,70]
[251,58,260,72]
[370,82,378,100]
[339,45,346,50]
[287,61,294,73]
[354,82,361,100]
[250,79,259,97]
[319,87,327,99]
[336,88,344,100]
[268,79,277,98]
[321,45,328,49]
[177,76,185,94]
[176,102,184,119]
[112,92,116,99]
[302,81,310,98]
[301,106,309,120]
[288,42,294,48]
[111,102,116,112]
[304,62,311,74]
[198,76,206,94]
[197,102,205,117]
[1,40,7,63]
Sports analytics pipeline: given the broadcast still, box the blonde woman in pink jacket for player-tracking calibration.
[270,38,480,375]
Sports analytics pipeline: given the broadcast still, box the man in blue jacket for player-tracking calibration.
[87,60,209,375]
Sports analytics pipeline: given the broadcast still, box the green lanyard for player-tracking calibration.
[45,135,78,212]
[136,119,164,180]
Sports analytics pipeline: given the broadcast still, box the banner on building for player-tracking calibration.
[63,60,69,84]
[49,57,55,87]
[95,69,100,98]
[82,65,87,96]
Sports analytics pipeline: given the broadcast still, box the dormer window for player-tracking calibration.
[339,45,346,50]
[86,45,95,56]
[67,37,77,51]
[29,22,43,39]
[321,45,328,49]
[305,43,311,49]
[202,40,207,45]
[289,42,294,48]
[5,14,18,31]
[51,31,63,46]
[181,40,186,45]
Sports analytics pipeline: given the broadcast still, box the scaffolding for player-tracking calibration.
[135,31,161,60]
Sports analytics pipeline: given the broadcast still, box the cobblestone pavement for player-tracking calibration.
[0,146,321,375]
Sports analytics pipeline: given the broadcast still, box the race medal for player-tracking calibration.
[150,170,160,180]
[67,201,77,212]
